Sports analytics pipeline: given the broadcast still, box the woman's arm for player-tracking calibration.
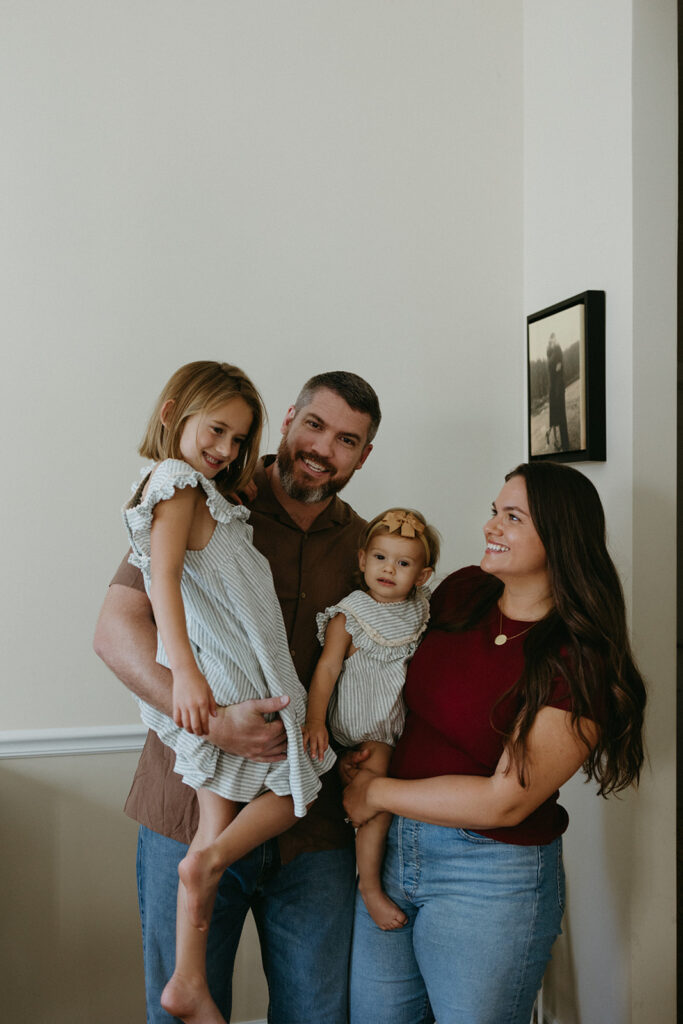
[303,613,352,760]
[343,706,597,830]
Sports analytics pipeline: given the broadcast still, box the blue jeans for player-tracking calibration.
[350,817,565,1024]
[137,825,356,1024]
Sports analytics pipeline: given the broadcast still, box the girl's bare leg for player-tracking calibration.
[352,741,407,931]
[161,791,238,1023]
[179,789,299,930]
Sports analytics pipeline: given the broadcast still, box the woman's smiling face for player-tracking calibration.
[480,475,548,586]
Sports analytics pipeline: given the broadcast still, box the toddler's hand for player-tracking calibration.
[302,720,329,762]
[338,745,372,786]
[173,668,217,735]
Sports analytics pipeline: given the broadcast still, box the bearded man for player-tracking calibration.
[94,371,380,1024]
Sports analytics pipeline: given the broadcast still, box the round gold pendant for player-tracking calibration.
[494,634,507,646]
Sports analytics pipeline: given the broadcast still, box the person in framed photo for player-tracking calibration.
[546,333,570,450]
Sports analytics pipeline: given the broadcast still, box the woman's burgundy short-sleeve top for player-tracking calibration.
[390,566,572,845]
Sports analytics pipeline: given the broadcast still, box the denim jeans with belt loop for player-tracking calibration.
[350,815,565,1024]
[137,825,356,1024]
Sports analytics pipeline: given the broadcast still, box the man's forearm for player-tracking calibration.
[94,583,288,761]
[93,584,174,715]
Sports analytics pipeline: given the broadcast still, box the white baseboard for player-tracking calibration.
[0,724,147,759]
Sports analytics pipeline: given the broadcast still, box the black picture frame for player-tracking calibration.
[527,290,605,463]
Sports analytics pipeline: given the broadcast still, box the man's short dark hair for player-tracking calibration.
[294,371,381,443]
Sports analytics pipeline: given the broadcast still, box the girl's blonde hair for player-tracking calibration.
[361,508,441,569]
[139,361,264,494]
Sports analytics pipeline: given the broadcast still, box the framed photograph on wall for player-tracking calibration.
[527,290,605,462]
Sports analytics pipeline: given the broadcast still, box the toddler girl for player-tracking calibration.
[123,360,335,1024]
[303,507,439,930]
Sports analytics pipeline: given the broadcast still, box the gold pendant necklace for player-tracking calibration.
[494,608,533,646]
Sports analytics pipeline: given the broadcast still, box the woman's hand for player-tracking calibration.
[342,765,382,827]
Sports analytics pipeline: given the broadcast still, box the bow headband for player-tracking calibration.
[371,510,431,562]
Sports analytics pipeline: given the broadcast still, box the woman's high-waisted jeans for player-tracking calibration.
[350,816,565,1024]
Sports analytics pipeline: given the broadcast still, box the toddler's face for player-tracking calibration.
[359,533,432,604]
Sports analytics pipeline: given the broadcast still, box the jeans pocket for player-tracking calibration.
[457,828,497,844]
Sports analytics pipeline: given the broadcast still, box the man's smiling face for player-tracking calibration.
[276,387,373,504]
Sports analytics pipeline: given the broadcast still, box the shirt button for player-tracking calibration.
[301,592,306,599]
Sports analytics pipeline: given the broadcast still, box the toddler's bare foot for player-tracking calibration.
[178,848,223,931]
[161,972,225,1023]
[360,885,408,931]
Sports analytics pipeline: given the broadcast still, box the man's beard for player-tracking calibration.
[276,437,351,504]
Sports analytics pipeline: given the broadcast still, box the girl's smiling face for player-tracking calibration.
[173,396,254,479]
[359,533,432,603]
[481,476,548,585]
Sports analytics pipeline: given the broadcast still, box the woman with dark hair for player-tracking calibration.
[343,461,646,1024]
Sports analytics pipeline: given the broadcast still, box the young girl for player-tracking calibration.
[123,361,335,1024]
[303,508,440,931]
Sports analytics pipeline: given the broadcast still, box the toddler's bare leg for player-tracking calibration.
[351,741,407,930]
[161,792,238,1023]
[179,789,299,930]
[356,812,407,930]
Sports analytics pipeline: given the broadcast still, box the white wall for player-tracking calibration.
[1,752,144,1022]
[1,3,524,1021]
[523,1,677,1020]
[0,0,523,734]
[1,2,676,1021]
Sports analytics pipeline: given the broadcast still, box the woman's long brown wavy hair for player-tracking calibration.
[443,462,646,796]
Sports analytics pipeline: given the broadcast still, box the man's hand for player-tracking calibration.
[208,695,289,762]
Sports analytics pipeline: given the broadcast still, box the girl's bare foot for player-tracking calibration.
[178,849,222,931]
[360,884,408,931]
[161,972,225,1023]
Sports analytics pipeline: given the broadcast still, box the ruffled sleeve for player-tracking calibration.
[122,459,249,571]
[316,588,430,664]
